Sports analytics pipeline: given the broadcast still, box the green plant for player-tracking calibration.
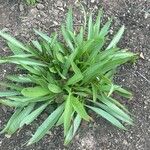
[0,9,136,145]
[26,0,36,5]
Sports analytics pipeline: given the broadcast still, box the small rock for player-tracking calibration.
[53,21,58,25]
[144,12,149,19]
[19,4,24,12]
[5,134,11,138]
[25,130,32,136]
[140,52,145,59]
[5,23,11,28]
[91,0,95,3]
[123,139,128,145]
[40,11,47,17]
[46,131,52,136]
[37,4,45,10]
[56,1,63,7]
[57,7,64,12]
[10,5,15,11]
[110,29,113,34]
[30,8,38,16]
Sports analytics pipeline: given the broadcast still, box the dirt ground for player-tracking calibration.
[0,0,150,150]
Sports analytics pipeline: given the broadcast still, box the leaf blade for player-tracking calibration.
[27,103,64,145]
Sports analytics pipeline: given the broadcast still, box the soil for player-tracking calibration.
[0,0,150,150]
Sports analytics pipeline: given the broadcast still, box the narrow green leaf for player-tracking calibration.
[71,96,91,121]
[56,52,65,63]
[0,91,20,97]
[33,29,52,43]
[107,84,114,97]
[99,19,112,37]
[7,42,24,54]
[27,103,64,145]
[74,92,88,97]
[87,105,126,130]
[61,25,74,51]
[0,99,28,107]
[20,102,49,127]
[62,57,71,76]
[55,67,67,80]
[115,86,132,99]
[68,31,77,46]
[0,81,23,91]
[6,75,32,83]
[46,72,55,84]
[6,103,35,135]
[0,31,28,51]
[66,8,73,32]
[67,61,83,85]
[94,9,103,36]
[56,112,64,126]
[107,97,130,113]
[88,100,133,125]
[48,84,62,93]
[7,57,47,67]
[64,114,81,145]
[87,13,93,40]
[91,83,97,102]
[75,38,93,58]
[99,104,133,125]
[7,96,34,102]
[86,37,104,64]
[10,95,54,103]
[22,65,40,75]
[100,84,132,99]
[21,86,49,98]
[28,75,48,88]
[76,27,84,46]
[0,108,22,134]
[50,33,58,47]
[82,59,109,84]
[32,40,42,52]
[9,54,33,58]
[64,93,73,136]
[98,95,132,122]
[106,25,125,50]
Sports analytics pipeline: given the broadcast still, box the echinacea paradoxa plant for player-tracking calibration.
[0,9,137,145]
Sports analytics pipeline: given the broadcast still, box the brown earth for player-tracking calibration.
[0,0,150,150]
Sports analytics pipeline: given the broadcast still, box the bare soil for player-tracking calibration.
[0,0,150,150]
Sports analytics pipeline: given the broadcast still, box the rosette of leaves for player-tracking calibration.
[0,9,137,145]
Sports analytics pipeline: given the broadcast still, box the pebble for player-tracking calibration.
[123,140,128,145]
[10,6,15,11]
[25,130,32,136]
[40,11,47,17]
[144,12,149,19]
[37,4,45,10]
[5,134,11,138]
[53,20,59,25]
[56,1,63,7]
[91,0,95,3]
[30,8,38,16]
[19,4,24,12]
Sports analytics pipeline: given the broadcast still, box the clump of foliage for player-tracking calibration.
[0,9,136,145]
[26,0,36,5]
